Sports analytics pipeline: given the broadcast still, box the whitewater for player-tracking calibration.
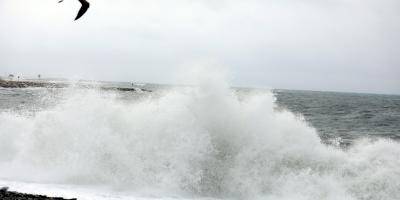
[0,73,399,200]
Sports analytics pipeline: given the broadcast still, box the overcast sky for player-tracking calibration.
[0,0,399,94]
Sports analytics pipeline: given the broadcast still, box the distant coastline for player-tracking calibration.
[0,79,67,88]
[0,79,151,92]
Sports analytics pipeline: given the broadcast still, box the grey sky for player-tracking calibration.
[0,0,399,94]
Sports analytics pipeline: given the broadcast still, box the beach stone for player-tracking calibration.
[0,187,77,200]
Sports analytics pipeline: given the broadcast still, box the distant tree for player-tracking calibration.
[17,76,20,81]
[8,74,14,81]
[38,74,41,80]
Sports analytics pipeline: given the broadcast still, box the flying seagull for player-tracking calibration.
[59,0,90,20]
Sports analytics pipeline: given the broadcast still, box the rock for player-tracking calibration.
[116,87,136,92]
[0,187,77,200]
[0,186,9,192]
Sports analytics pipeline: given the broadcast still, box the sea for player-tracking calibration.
[0,79,399,200]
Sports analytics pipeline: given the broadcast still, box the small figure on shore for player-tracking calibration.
[58,0,90,20]
[8,74,14,81]
[38,74,41,80]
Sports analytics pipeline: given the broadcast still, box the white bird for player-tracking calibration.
[59,0,90,20]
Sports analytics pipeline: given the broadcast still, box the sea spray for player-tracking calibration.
[0,74,399,199]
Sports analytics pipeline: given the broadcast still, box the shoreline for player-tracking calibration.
[0,80,151,92]
[0,80,66,88]
[0,187,76,200]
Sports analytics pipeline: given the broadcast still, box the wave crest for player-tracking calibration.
[0,78,399,199]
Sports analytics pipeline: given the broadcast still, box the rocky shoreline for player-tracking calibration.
[0,80,151,92]
[0,187,77,200]
[0,80,66,88]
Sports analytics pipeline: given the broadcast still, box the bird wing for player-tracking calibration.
[75,0,90,20]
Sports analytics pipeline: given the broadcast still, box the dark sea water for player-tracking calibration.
[274,90,400,147]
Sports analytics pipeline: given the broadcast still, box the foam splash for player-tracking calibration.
[0,73,399,200]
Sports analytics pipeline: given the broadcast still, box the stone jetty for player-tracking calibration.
[0,80,151,92]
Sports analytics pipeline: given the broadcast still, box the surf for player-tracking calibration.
[0,72,399,200]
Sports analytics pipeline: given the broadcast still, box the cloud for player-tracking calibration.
[0,0,399,94]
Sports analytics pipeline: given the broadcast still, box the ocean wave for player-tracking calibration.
[0,75,399,200]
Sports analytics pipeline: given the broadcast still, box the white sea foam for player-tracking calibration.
[0,71,399,200]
